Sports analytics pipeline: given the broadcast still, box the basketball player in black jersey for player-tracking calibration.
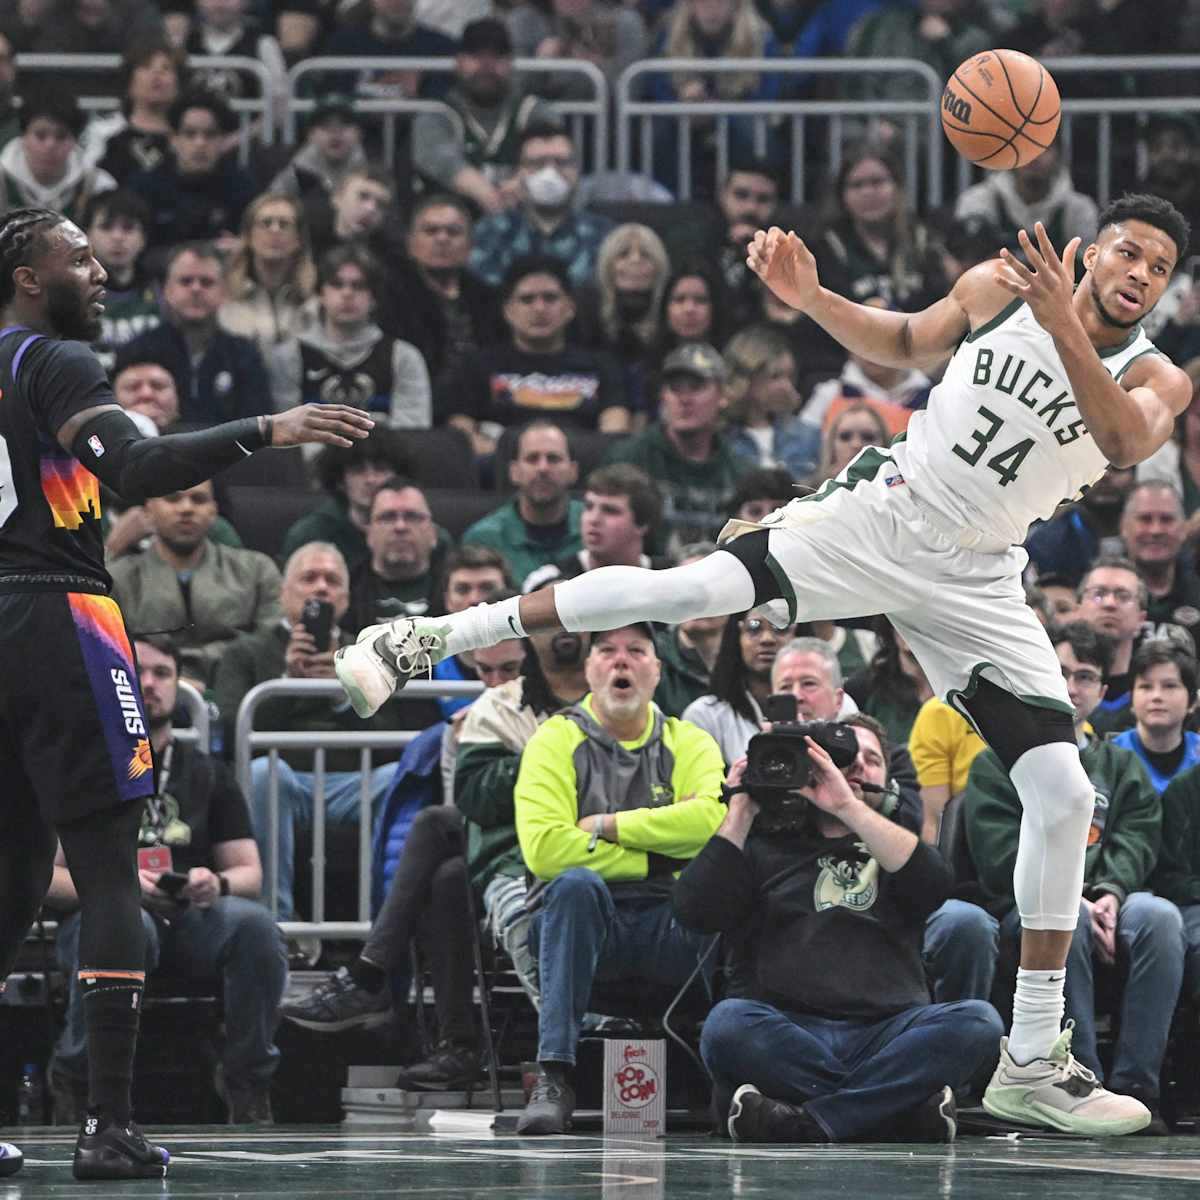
[0,209,372,1181]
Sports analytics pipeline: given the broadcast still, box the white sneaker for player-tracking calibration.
[334,618,450,719]
[983,1023,1151,1136]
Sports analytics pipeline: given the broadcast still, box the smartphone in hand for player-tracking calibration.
[300,598,335,653]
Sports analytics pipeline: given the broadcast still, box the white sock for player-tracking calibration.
[1007,967,1065,1065]
[439,596,526,658]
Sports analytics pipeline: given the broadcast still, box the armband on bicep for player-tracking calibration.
[71,411,267,504]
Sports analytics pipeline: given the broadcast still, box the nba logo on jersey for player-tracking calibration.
[87,434,105,458]
[884,471,906,488]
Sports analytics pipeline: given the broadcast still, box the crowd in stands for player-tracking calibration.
[14,0,1200,1143]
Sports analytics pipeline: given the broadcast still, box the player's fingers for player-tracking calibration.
[1061,236,1082,274]
[1016,227,1046,270]
[1033,221,1060,265]
[998,248,1033,280]
[993,268,1028,295]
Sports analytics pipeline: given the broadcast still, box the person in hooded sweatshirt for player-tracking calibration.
[955,139,1100,267]
[268,244,432,429]
[0,88,115,223]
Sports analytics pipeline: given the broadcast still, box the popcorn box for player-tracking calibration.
[602,1038,666,1136]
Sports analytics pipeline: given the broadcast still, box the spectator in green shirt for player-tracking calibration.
[461,420,583,585]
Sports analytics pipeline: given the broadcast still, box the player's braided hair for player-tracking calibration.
[0,208,63,309]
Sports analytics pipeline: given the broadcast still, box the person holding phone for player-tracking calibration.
[210,540,440,923]
[45,635,286,1129]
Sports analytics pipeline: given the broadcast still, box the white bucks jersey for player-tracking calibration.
[891,299,1160,546]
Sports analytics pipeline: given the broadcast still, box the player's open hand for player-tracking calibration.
[995,222,1082,339]
[269,404,374,449]
[746,226,820,314]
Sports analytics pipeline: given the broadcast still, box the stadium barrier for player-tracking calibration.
[615,57,946,206]
[234,676,483,937]
[287,56,608,174]
[14,53,277,165]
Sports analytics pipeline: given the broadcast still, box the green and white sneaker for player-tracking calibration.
[334,618,450,718]
[983,1023,1150,1136]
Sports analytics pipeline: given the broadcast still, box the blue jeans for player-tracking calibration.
[1179,903,1200,1004]
[528,868,710,1065]
[701,996,1003,1140]
[55,898,288,1090]
[923,899,999,1002]
[1000,892,1184,1096]
[249,757,396,918]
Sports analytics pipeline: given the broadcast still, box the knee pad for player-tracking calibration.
[1010,742,1095,931]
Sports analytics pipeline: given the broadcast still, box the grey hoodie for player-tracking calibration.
[268,320,432,428]
[0,139,115,218]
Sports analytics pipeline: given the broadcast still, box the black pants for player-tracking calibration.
[364,806,476,1044]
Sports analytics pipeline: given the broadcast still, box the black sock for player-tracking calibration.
[348,956,386,994]
[80,971,144,1127]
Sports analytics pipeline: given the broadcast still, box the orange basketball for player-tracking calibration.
[941,49,1061,170]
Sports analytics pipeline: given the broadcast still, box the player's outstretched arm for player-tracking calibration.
[746,225,976,370]
[59,403,374,504]
[995,222,1192,466]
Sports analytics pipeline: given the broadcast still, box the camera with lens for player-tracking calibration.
[738,694,860,831]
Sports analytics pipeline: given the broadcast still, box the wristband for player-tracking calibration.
[587,822,601,853]
[218,873,231,897]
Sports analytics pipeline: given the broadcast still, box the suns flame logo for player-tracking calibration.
[127,739,153,780]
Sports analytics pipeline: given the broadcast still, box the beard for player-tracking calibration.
[1089,277,1140,330]
[46,278,101,341]
[549,631,585,666]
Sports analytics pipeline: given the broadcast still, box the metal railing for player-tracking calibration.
[615,57,946,206]
[235,677,483,933]
[175,680,210,751]
[14,53,277,163]
[287,56,608,173]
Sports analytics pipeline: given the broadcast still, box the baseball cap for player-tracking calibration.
[660,342,726,383]
[310,93,361,127]
[591,622,658,650]
[460,17,512,56]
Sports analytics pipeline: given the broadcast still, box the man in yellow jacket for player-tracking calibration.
[514,621,726,1134]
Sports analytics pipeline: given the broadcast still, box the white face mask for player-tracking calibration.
[524,165,572,208]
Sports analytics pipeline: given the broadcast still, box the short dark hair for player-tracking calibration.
[82,188,150,235]
[168,88,237,134]
[408,192,474,231]
[1079,555,1149,609]
[163,240,222,279]
[584,464,662,534]
[135,632,182,674]
[517,121,572,160]
[368,474,425,517]
[0,207,63,308]
[1097,192,1190,261]
[724,155,781,194]
[317,243,376,294]
[441,544,512,589]
[499,253,573,303]
[314,431,413,495]
[730,466,795,516]
[843,712,890,773]
[514,418,574,460]
[1131,638,1199,703]
[1051,619,1115,679]
[19,87,85,139]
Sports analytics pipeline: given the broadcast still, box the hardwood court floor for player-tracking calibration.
[7,1126,1200,1198]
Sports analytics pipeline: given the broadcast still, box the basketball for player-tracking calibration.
[941,49,1061,170]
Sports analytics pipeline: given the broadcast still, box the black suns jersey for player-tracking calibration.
[0,326,113,589]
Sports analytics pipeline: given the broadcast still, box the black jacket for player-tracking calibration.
[116,320,272,426]
[674,823,951,1021]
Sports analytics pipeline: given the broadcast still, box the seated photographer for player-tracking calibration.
[676,715,1003,1143]
[45,636,287,1127]
[771,637,923,834]
[965,621,1181,1135]
[514,622,727,1135]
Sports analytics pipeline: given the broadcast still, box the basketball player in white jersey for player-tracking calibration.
[336,194,1191,1136]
